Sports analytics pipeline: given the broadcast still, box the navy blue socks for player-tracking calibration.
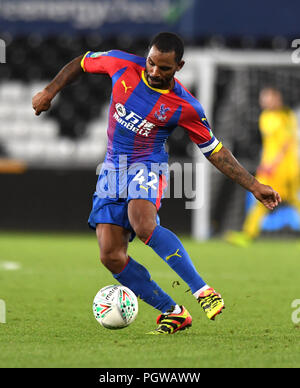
[146,225,207,294]
[112,225,207,313]
[113,256,176,313]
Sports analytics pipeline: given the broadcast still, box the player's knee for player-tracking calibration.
[133,221,156,243]
[100,250,127,274]
[128,199,157,243]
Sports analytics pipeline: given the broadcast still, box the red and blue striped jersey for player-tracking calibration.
[81,50,221,168]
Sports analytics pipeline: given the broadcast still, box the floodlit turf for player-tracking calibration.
[0,232,299,368]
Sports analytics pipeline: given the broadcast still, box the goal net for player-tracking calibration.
[179,49,300,240]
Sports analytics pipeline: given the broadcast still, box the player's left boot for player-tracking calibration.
[198,288,225,320]
[147,306,192,335]
[224,231,252,247]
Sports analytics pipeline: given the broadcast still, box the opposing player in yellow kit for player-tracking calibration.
[226,87,300,246]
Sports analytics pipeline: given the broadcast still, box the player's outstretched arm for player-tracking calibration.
[208,146,281,210]
[32,54,84,116]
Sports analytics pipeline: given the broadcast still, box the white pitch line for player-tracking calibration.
[0,261,21,270]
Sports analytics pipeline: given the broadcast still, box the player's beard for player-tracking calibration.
[145,70,174,90]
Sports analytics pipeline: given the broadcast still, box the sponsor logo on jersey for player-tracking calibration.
[113,103,155,137]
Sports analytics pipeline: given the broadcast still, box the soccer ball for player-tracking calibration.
[93,285,138,329]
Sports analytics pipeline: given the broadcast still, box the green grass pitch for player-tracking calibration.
[0,232,299,368]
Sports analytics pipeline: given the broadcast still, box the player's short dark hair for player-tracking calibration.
[149,32,184,64]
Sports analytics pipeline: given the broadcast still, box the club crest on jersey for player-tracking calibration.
[154,104,170,121]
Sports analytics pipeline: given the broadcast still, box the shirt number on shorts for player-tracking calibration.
[133,169,158,190]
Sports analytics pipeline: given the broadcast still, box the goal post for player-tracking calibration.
[179,48,300,240]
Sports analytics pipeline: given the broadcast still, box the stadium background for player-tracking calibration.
[0,0,300,238]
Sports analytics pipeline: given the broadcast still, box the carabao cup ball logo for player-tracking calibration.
[115,103,126,117]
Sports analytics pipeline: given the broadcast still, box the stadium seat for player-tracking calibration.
[0,36,193,166]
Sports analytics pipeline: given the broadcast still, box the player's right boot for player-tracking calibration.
[198,288,225,320]
[147,306,192,335]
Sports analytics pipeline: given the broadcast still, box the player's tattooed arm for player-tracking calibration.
[208,146,281,210]
[32,55,84,116]
[208,146,255,190]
